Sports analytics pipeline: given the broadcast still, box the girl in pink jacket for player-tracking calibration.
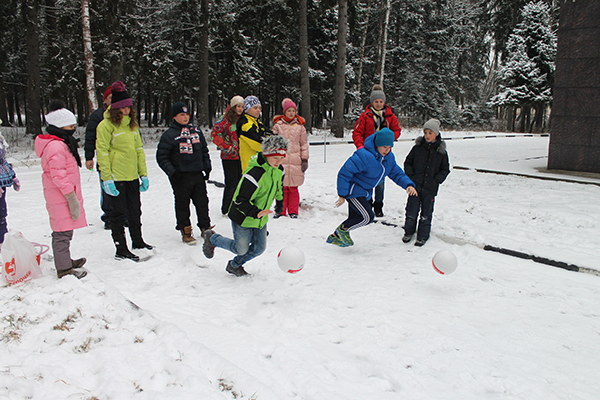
[35,101,87,279]
[272,98,309,218]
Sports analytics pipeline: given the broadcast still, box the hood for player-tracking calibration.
[363,134,382,159]
[35,134,62,158]
[415,135,447,154]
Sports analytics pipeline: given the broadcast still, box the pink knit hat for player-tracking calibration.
[282,98,297,113]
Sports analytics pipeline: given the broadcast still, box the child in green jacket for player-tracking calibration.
[202,135,288,277]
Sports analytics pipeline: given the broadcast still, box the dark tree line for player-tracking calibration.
[0,0,559,136]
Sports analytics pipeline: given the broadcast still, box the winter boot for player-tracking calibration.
[71,257,87,269]
[57,267,88,279]
[130,226,154,250]
[114,234,140,261]
[415,239,427,247]
[373,201,384,218]
[202,229,216,259]
[402,234,413,243]
[226,260,249,277]
[181,226,197,245]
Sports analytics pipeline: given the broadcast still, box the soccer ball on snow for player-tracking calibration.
[277,246,305,274]
[432,250,458,275]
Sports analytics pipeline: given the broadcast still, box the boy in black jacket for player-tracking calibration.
[402,119,450,247]
[156,102,212,245]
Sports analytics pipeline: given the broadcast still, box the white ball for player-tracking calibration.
[432,250,458,275]
[277,246,305,274]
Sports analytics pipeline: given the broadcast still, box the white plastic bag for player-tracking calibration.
[2,231,43,285]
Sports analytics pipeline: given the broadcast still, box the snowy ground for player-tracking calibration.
[1,130,600,400]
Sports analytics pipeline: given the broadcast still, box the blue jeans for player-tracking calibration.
[404,193,435,241]
[210,222,268,268]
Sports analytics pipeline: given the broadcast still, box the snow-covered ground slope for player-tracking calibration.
[1,132,599,400]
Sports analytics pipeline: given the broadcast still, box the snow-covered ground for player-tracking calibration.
[1,131,599,400]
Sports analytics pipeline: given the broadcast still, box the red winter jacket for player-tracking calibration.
[352,104,401,148]
[211,106,240,160]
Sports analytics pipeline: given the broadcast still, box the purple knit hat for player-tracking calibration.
[110,81,133,109]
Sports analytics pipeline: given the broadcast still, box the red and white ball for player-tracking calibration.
[432,250,458,275]
[277,246,305,274]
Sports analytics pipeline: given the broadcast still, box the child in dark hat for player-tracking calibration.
[327,128,417,247]
[201,135,288,277]
[156,101,212,245]
[402,118,450,247]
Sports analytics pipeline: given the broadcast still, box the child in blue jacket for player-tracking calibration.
[327,128,417,247]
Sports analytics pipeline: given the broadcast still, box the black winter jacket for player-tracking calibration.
[156,121,211,177]
[403,135,450,196]
[84,107,105,162]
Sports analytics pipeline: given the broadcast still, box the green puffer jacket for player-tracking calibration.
[228,152,284,229]
[96,109,147,182]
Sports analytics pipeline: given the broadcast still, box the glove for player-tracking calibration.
[139,176,149,192]
[301,159,308,173]
[65,191,80,220]
[12,178,20,191]
[203,171,210,181]
[103,180,120,196]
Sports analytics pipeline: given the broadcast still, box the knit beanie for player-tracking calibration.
[103,86,112,101]
[172,102,189,116]
[370,84,386,104]
[230,95,244,107]
[374,128,395,147]
[243,95,261,112]
[282,98,297,113]
[110,81,133,109]
[45,108,77,128]
[423,118,441,136]
[261,135,288,157]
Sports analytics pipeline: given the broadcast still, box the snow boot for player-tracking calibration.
[57,267,87,279]
[71,257,87,269]
[415,239,427,247]
[132,240,154,250]
[402,234,413,243]
[226,260,249,277]
[373,201,384,218]
[202,229,216,259]
[181,226,197,245]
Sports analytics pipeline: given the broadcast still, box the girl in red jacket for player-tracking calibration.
[352,84,401,217]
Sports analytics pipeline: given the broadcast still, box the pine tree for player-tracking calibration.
[489,0,556,132]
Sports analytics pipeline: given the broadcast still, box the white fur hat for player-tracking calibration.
[45,108,77,128]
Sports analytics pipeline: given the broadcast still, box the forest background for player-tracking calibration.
[0,0,559,137]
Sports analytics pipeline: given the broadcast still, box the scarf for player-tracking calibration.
[45,125,82,167]
[370,106,385,132]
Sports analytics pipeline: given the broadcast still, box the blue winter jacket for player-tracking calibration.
[337,134,414,200]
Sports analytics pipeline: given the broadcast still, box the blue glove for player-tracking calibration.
[103,180,120,196]
[139,176,149,192]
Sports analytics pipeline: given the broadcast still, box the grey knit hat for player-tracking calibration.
[423,118,441,136]
[261,135,289,157]
[370,84,386,103]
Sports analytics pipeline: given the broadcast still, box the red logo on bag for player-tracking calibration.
[4,259,16,276]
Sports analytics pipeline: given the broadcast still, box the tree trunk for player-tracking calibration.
[299,0,312,133]
[81,0,98,114]
[197,0,210,127]
[379,0,391,86]
[24,0,42,134]
[356,0,371,107]
[331,0,348,138]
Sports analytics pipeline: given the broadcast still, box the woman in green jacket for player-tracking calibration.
[96,81,152,261]
[201,135,288,277]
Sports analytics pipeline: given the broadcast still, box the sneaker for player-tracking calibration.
[335,225,354,246]
[57,267,87,279]
[415,239,427,247]
[132,241,154,250]
[402,234,413,243]
[273,212,282,219]
[289,213,298,219]
[71,257,87,269]
[202,230,216,259]
[326,233,349,247]
[226,260,249,277]
[115,247,140,262]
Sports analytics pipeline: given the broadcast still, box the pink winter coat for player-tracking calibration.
[35,134,87,232]
[272,116,309,187]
